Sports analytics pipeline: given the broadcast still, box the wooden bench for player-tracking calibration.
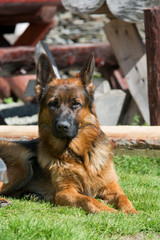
[62,0,160,126]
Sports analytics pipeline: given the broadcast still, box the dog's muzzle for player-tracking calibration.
[56,120,70,135]
[52,118,78,139]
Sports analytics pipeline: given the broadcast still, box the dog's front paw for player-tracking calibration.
[123,207,139,214]
[0,198,12,208]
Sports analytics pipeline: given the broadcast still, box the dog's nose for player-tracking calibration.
[56,121,70,133]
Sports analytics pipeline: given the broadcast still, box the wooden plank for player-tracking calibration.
[1,125,160,140]
[1,125,160,157]
[14,21,55,46]
[0,43,117,76]
[101,126,160,140]
[144,7,160,126]
[0,125,160,140]
[111,68,129,90]
[0,0,63,16]
[0,6,57,25]
[5,74,36,102]
[0,77,10,98]
[104,20,150,124]
[0,126,38,139]
[0,125,160,150]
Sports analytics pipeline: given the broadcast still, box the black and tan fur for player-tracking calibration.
[0,54,137,214]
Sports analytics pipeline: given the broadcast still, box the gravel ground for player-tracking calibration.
[44,12,108,45]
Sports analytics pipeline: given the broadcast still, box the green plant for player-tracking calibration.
[131,114,140,126]
[3,97,14,104]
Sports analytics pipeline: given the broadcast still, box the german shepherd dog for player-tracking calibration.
[0,54,137,214]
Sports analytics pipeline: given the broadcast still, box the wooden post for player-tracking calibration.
[144,7,160,125]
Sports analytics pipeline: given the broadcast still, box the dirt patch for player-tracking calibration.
[120,233,160,240]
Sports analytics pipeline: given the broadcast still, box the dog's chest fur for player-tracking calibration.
[38,137,117,198]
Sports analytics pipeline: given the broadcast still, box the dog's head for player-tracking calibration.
[35,53,97,141]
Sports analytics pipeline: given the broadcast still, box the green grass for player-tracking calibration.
[3,97,14,104]
[0,155,160,240]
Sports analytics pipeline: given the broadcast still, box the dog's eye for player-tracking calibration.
[48,100,59,109]
[72,101,82,110]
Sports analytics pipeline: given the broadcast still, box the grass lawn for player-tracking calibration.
[0,155,160,240]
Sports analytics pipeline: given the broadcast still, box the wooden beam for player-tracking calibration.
[5,74,36,102]
[111,68,129,90]
[0,126,38,139]
[0,0,63,17]
[14,20,55,46]
[0,77,10,98]
[144,7,160,126]
[0,6,57,25]
[104,20,150,124]
[1,125,160,156]
[0,125,160,148]
[0,43,117,76]
[101,126,160,141]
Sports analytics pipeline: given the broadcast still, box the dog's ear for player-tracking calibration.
[35,54,56,101]
[80,53,95,86]
[36,53,56,87]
